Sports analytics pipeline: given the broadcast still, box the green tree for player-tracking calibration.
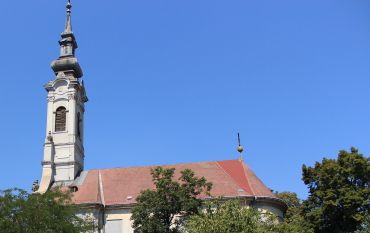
[302,147,370,233]
[275,192,314,233]
[185,199,286,233]
[0,188,95,233]
[131,167,212,233]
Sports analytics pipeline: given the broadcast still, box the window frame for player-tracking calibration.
[55,106,67,132]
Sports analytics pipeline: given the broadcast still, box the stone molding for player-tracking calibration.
[41,161,55,166]
[47,96,55,102]
[54,161,82,167]
[68,93,77,100]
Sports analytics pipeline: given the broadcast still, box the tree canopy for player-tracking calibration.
[302,148,370,233]
[275,192,314,233]
[131,167,212,233]
[0,188,95,233]
[185,199,285,233]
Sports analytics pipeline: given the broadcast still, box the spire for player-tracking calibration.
[237,133,244,162]
[64,0,72,33]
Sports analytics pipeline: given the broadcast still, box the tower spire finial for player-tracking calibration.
[237,132,244,161]
[65,0,72,33]
[52,0,82,77]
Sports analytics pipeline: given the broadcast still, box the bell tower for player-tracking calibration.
[38,0,88,192]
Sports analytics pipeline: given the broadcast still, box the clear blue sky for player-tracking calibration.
[0,0,369,199]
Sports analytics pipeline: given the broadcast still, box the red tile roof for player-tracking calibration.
[72,160,276,206]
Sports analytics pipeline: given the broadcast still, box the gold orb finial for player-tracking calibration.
[237,145,244,153]
[237,133,244,161]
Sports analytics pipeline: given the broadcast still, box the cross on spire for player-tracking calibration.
[65,0,72,33]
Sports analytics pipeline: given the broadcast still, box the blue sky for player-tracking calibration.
[0,0,369,199]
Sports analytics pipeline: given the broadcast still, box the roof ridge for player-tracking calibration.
[85,159,241,172]
[98,170,106,206]
[216,161,252,195]
[241,162,256,195]
[241,162,275,197]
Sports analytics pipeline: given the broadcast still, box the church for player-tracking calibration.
[36,1,286,232]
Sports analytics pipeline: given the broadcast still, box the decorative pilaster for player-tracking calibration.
[38,134,55,193]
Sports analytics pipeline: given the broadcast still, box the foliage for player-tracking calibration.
[275,192,314,233]
[185,199,288,233]
[354,214,370,233]
[131,167,212,233]
[302,147,370,233]
[0,188,95,233]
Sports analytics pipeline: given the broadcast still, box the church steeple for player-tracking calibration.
[51,0,82,78]
[38,0,87,193]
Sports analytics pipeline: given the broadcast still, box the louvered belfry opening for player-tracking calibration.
[55,107,67,132]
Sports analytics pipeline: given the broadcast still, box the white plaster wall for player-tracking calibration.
[105,209,134,233]
[102,202,284,233]
[253,203,284,221]
[41,77,86,185]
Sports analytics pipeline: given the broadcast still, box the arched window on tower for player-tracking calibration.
[55,107,67,132]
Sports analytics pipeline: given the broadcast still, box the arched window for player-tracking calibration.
[55,107,66,132]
